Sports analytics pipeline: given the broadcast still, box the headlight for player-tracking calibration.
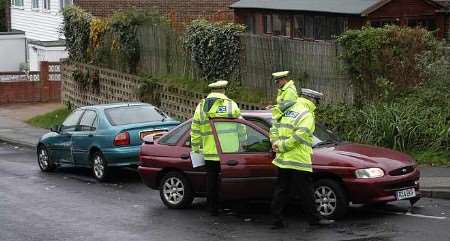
[355,168,384,178]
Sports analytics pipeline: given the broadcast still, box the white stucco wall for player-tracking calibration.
[28,43,67,71]
[0,33,26,71]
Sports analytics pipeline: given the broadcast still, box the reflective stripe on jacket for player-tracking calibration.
[270,100,315,172]
[191,92,241,161]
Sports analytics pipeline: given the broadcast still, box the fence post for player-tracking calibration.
[40,61,50,102]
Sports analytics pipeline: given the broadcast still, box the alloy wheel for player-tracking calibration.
[38,148,49,170]
[162,177,185,205]
[93,155,105,179]
[314,186,337,216]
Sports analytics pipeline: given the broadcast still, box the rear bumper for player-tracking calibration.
[138,166,162,189]
[102,146,140,167]
[344,168,421,204]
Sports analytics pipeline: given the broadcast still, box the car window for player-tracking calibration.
[214,121,271,153]
[79,110,97,131]
[245,117,270,131]
[104,105,167,126]
[159,121,191,145]
[61,110,84,132]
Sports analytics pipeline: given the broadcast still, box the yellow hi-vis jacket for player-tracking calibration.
[191,92,241,161]
[276,80,298,105]
[270,100,315,172]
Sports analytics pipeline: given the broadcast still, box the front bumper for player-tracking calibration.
[344,168,421,204]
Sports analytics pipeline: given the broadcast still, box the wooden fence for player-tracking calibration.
[105,25,353,104]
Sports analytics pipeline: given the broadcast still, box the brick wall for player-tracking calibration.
[74,0,239,30]
[0,62,61,104]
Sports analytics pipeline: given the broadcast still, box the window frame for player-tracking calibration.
[60,0,73,11]
[263,14,273,34]
[31,0,39,9]
[210,118,271,155]
[12,0,24,8]
[61,109,85,133]
[78,109,98,131]
[43,0,51,10]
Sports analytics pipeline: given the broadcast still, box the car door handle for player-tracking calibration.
[227,160,239,166]
[181,154,190,159]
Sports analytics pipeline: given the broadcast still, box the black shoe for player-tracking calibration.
[270,220,285,230]
[309,218,335,226]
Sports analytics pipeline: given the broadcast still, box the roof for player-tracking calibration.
[80,102,153,110]
[230,0,380,15]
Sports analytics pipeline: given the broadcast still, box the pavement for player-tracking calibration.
[0,102,449,201]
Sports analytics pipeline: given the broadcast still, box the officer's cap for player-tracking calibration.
[272,71,289,82]
[301,88,323,99]
[208,80,228,89]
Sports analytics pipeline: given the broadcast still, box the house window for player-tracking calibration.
[293,14,305,38]
[336,17,348,36]
[32,0,39,9]
[12,0,24,7]
[371,18,399,28]
[304,15,314,39]
[273,14,291,37]
[44,0,51,10]
[245,15,256,34]
[60,0,73,11]
[263,15,272,34]
[407,18,436,31]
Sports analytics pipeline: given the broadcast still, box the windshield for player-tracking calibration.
[105,105,167,126]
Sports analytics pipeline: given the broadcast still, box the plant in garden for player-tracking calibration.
[338,25,443,105]
[62,6,92,62]
[88,17,109,63]
[183,19,245,82]
[109,8,168,73]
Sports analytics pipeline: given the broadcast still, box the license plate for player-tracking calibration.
[140,130,167,140]
[396,188,416,200]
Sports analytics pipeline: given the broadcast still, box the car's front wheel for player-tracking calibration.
[314,179,349,219]
[159,171,193,209]
[37,145,56,172]
[92,151,109,182]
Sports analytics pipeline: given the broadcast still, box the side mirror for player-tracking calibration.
[50,125,61,133]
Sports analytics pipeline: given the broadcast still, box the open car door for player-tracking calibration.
[210,118,277,200]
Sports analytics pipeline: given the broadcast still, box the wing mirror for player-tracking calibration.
[50,125,61,133]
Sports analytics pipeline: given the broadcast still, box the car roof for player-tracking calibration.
[242,110,272,119]
[79,102,154,111]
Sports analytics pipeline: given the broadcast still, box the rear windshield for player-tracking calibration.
[105,105,167,126]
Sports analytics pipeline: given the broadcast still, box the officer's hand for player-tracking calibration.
[272,143,279,152]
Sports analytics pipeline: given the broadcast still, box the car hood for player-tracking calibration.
[314,143,415,170]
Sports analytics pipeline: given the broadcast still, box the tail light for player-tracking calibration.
[114,132,130,146]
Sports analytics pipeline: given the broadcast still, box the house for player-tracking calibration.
[73,0,239,30]
[231,0,449,40]
[8,0,72,71]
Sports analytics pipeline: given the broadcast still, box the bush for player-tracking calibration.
[338,25,443,105]
[62,6,92,62]
[183,19,245,82]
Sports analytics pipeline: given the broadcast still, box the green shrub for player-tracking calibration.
[62,6,92,62]
[338,25,443,105]
[183,19,245,82]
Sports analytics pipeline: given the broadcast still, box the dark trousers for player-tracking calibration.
[206,160,220,212]
[271,167,321,223]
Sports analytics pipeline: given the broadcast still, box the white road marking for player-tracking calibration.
[373,210,447,220]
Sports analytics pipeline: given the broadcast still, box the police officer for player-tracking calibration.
[191,80,241,216]
[269,97,334,229]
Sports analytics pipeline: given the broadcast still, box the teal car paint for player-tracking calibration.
[37,103,180,176]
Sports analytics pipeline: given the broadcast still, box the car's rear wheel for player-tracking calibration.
[159,171,193,209]
[37,145,56,172]
[92,151,109,182]
[314,179,348,219]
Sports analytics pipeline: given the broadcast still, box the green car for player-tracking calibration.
[37,103,179,181]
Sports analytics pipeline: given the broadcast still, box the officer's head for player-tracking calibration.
[208,80,228,94]
[272,71,289,89]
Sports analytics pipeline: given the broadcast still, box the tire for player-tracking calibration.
[37,145,56,172]
[91,151,109,182]
[314,179,349,220]
[159,171,193,209]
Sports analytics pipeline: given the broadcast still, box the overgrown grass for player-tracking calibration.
[26,107,71,129]
[410,150,450,167]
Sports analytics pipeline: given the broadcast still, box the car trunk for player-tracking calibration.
[115,121,179,146]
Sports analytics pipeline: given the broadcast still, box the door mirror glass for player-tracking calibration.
[50,125,61,133]
[214,122,271,153]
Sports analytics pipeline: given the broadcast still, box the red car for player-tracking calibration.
[138,110,420,219]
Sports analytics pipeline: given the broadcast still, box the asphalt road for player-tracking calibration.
[1,142,450,241]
